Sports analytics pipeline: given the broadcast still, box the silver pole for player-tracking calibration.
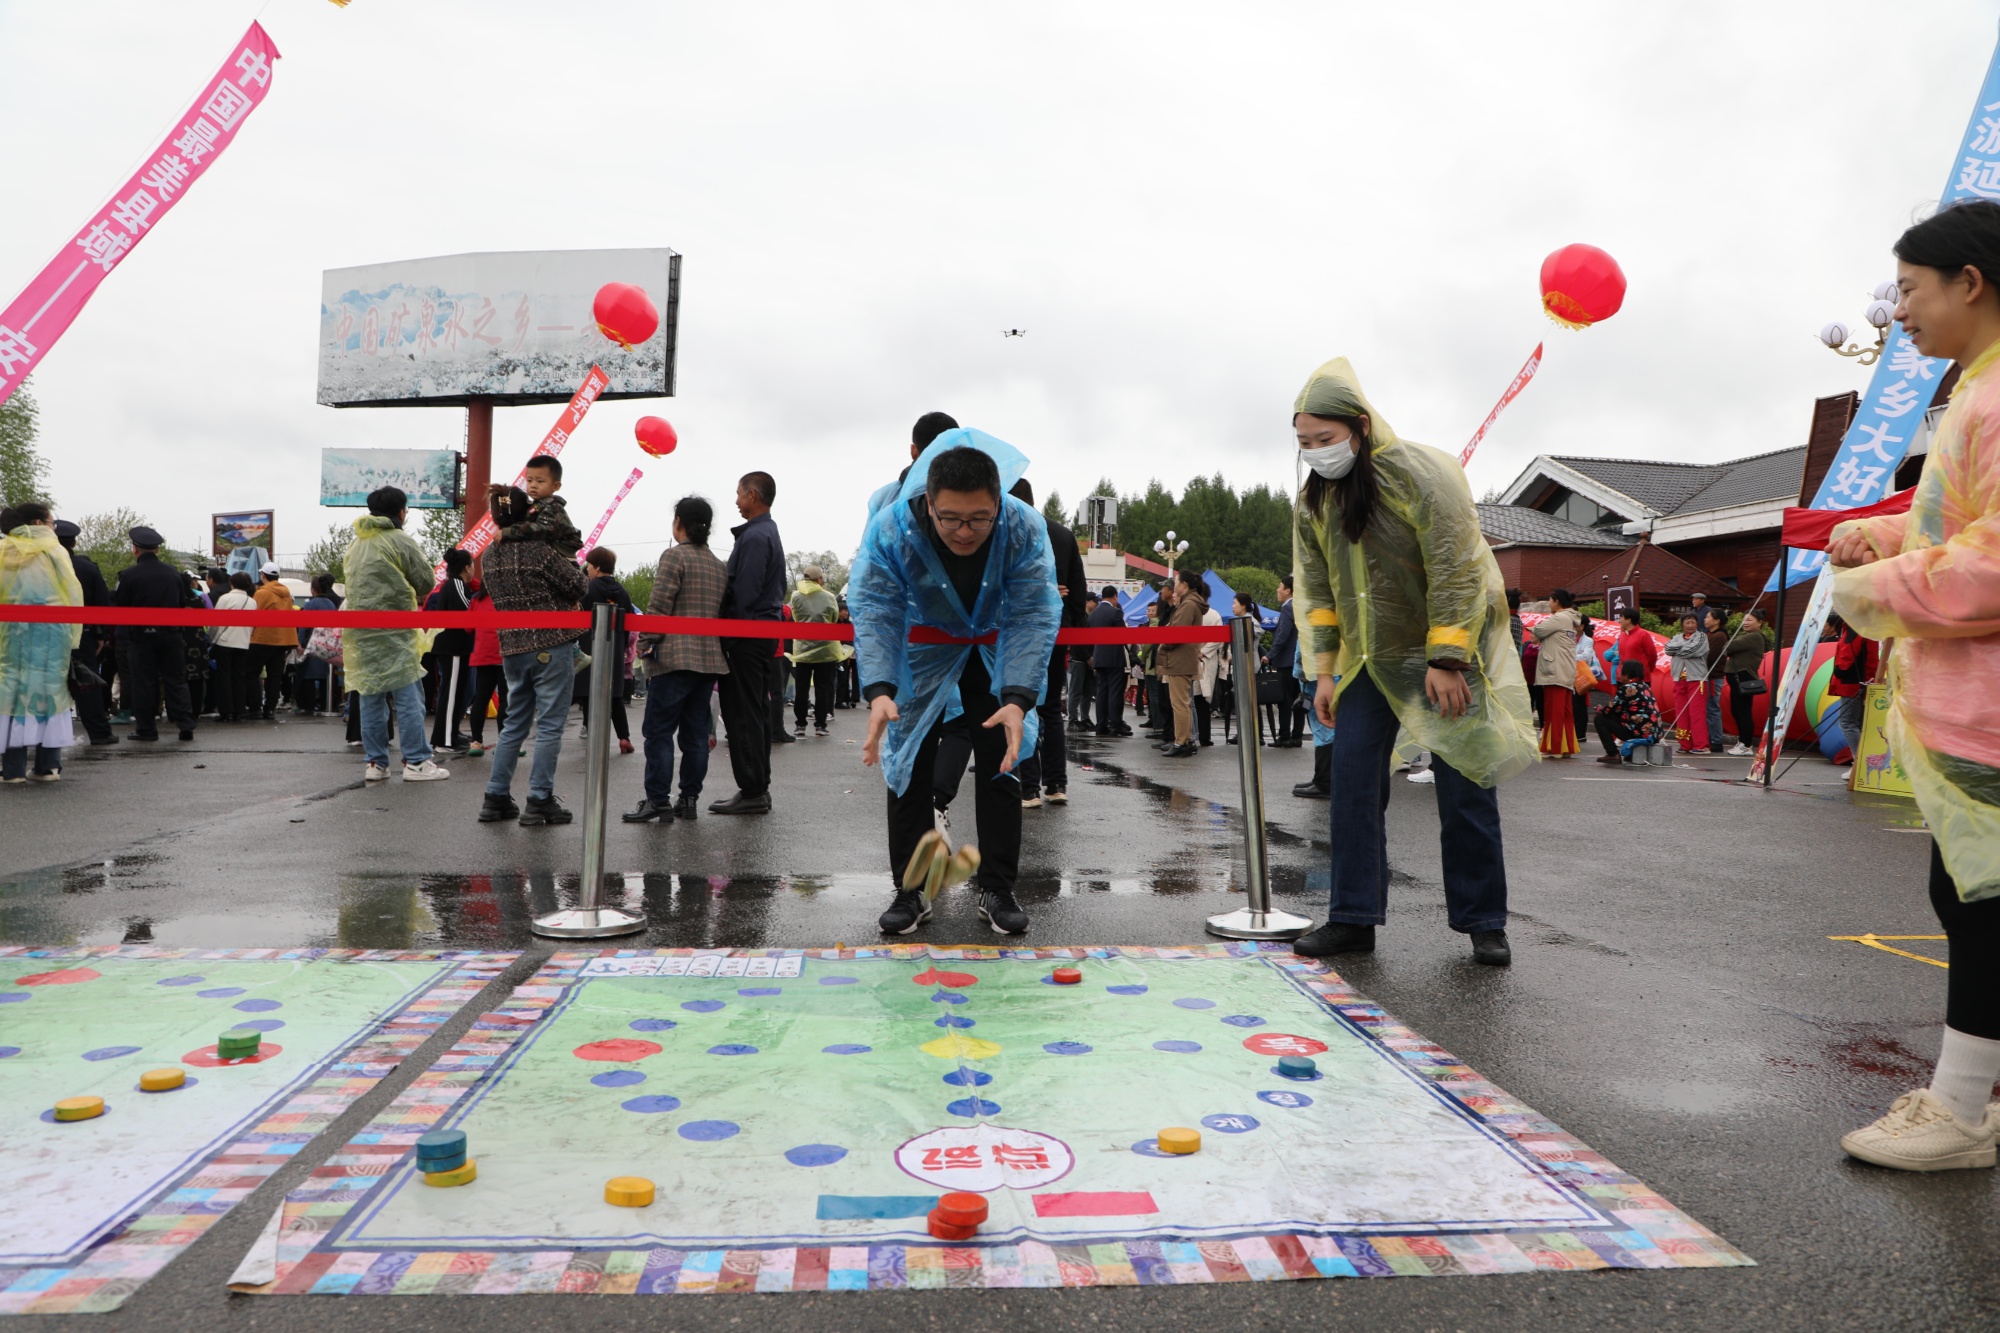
[1206,614,1312,940]
[533,603,645,938]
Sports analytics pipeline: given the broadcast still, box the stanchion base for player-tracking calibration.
[1204,907,1313,941]
[531,907,648,939]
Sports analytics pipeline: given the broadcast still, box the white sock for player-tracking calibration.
[1930,1027,2000,1126]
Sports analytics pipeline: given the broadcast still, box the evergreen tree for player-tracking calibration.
[0,380,52,509]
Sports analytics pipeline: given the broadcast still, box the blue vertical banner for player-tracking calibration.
[1774,27,2000,589]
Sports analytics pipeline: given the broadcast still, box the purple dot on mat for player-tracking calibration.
[629,1019,677,1032]
[592,1069,646,1088]
[621,1094,682,1114]
[1153,1040,1202,1054]
[1220,1015,1266,1028]
[197,988,245,999]
[737,987,782,997]
[822,1044,871,1055]
[818,976,858,986]
[1038,975,1063,986]
[0,993,28,1004]
[784,1144,848,1167]
[83,1046,141,1061]
[1105,985,1147,995]
[681,1000,725,1013]
[678,1119,739,1141]
[931,991,968,1004]
[1131,1139,1182,1158]
[235,1019,284,1032]
[1043,1042,1092,1056]
[707,1044,758,1056]
[232,999,281,1013]
[156,975,205,987]
[946,1098,1000,1118]
[0,1047,19,1058]
[1257,1089,1315,1109]
[933,1015,975,1029]
[942,1069,992,1086]
[1200,1113,1261,1134]
[1171,998,1215,1010]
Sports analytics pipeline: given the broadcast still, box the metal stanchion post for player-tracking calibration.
[1206,615,1312,940]
[533,603,646,938]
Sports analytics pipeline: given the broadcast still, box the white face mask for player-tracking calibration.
[1300,441,1358,480]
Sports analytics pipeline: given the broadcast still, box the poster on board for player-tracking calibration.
[320,449,460,509]
[212,510,274,560]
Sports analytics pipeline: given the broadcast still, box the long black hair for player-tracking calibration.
[1300,414,1381,544]
[1895,199,2000,289]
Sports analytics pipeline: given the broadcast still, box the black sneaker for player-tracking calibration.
[519,795,573,826]
[879,888,932,935]
[621,798,670,823]
[978,888,1029,936]
[815,725,829,738]
[1290,922,1375,957]
[794,724,807,737]
[1471,929,1512,966]
[178,729,195,742]
[477,793,519,823]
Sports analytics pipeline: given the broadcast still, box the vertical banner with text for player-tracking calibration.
[450,366,609,573]
[578,468,645,563]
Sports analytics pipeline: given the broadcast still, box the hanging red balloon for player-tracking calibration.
[635,416,677,457]
[593,282,660,349]
[1539,244,1627,330]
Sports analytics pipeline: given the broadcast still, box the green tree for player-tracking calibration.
[417,502,467,566]
[785,548,849,593]
[1099,474,1294,578]
[305,520,356,585]
[620,567,656,610]
[75,507,150,583]
[1040,490,1065,528]
[1213,565,1280,612]
[0,380,52,509]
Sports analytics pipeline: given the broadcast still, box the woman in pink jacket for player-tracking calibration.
[1831,200,2000,1173]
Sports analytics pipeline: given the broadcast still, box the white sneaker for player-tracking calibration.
[1044,789,1068,805]
[402,761,450,782]
[363,763,388,782]
[933,807,950,843]
[1841,1088,1999,1171]
[1406,769,1435,784]
[1727,744,1751,756]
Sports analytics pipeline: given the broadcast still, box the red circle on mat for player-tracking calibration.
[1242,1033,1328,1058]
[912,968,978,989]
[16,968,102,986]
[184,1043,284,1067]
[573,1038,663,1062]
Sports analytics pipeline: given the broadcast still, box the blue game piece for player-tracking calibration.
[1277,1055,1317,1079]
[416,1130,467,1162]
[419,1150,467,1174]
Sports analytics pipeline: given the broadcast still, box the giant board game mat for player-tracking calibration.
[232,945,1748,1295]
[0,946,514,1313]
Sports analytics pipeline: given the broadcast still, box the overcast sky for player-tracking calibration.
[2,0,1995,567]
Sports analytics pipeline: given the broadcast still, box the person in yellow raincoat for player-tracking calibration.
[1828,201,2000,1172]
[0,502,83,782]
[1287,357,1537,967]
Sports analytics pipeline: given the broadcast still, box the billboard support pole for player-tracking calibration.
[464,397,493,538]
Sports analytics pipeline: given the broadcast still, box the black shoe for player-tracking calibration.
[1199,739,1214,747]
[794,724,807,737]
[477,793,520,823]
[674,795,699,820]
[178,729,195,741]
[878,888,933,935]
[815,725,829,738]
[519,795,572,826]
[89,735,119,747]
[708,790,771,815]
[1471,930,1512,966]
[978,888,1029,935]
[1290,922,1375,957]
[1157,742,1178,754]
[622,798,670,823]
[1291,780,1329,799]
[1165,743,1197,757]
[127,733,158,743]
[1144,730,1168,740]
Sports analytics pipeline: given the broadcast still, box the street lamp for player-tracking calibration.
[1817,281,1901,365]
[1152,530,1190,578]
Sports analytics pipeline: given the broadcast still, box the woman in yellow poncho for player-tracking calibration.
[1829,201,2000,1173]
[1287,358,1537,967]
[0,502,84,783]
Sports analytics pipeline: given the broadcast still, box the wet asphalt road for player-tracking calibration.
[0,707,1993,1332]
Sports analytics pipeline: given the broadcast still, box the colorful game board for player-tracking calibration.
[234,945,1748,1295]
[0,946,513,1314]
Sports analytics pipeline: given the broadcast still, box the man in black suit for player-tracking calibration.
[1269,574,1302,747]
[111,526,196,742]
[1089,587,1130,736]
[1011,479,1086,805]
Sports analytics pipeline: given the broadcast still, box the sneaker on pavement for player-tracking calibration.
[879,888,932,935]
[1290,922,1375,957]
[519,795,573,826]
[1044,788,1067,805]
[477,793,520,823]
[28,771,59,783]
[815,725,829,738]
[1407,768,1436,783]
[402,761,450,781]
[1727,743,1752,756]
[1021,793,1043,809]
[363,763,388,782]
[466,741,486,757]
[1841,1089,1999,1172]
[978,887,1030,935]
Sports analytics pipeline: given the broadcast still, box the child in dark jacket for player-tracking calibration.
[1594,659,1664,765]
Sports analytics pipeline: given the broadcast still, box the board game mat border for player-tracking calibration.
[0,945,517,1314]
[236,944,1750,1296]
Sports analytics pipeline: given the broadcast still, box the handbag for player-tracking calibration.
[1255,667,1285,706]
[1733,671,1768,696]
[1572,660,1595,693]
[67,659,105,691]
[305,625,343,666]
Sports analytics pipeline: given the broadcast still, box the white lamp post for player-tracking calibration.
[1817,280,1901,365]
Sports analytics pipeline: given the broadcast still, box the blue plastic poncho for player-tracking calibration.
[848,428,1060,796]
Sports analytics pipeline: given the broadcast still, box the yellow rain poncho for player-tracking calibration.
[1292,357,1538,787]
[1832,339,2000,902]
[340,514,433,696]
[0,523,84,729]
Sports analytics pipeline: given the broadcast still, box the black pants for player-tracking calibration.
[1593,710,1640,757]
[793,661,838,729]
[1194,692,1212,745]
[770,658,790,738]
[932,716,972,811]
[890,677,1021,894]
[1932,843,2000,1040]
[1729,681,1757,746]
[577,666,631,742]
[125,629,194,737]
[1093,666,1125,733]
[431,653,474,749]
[469,665,508,743]
[1277,671,1302,742]
[718,637,775,796]
[247,643,288,715]
[212,646,249,720]
[1068,660,1094,725]
[71,643,112,743]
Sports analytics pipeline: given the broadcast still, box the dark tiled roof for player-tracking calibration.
[1674,446,1809,513]
[1570,544,1743,602]
[1477,504,1631,548]
[1547,447,1808,517]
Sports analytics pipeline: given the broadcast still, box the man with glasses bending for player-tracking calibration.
[850,434,1061,936]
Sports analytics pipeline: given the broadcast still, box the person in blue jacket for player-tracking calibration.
[852,431,1060,936]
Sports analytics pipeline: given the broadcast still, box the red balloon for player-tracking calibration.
[635,416,677,457]
[593,282,659,349]
[1539,243,1626,329]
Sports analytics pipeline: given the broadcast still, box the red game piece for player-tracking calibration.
[927,1210,978,1241]
[1052,967,1082,985]
[936,1191,988,1227]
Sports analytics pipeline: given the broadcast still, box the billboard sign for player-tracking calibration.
[317,247,678,408]
[212,509,274,559]
[321,448,460,509]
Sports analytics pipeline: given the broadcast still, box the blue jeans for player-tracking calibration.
[641,670,715,804]
[361,681,433,769]
[1326,670,1508,933]
[487,642,575,802]
[1705,683,1723,749]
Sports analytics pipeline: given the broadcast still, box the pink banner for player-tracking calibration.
[578,467,645,562]
[0,23,280,406]
[449,365,610,575]
[1457,342,1542,468]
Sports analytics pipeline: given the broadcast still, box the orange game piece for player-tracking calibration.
[936,1191,989,1227]
[927,1210,977,1241]
[1051,967,1082,985]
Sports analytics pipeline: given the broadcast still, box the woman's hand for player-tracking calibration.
[1314,673,1337,728]
[862,694,899,767]
[1425,666,1471,719]
[1826,529,1879,569]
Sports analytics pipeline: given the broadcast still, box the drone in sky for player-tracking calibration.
[1001,328,1027,338]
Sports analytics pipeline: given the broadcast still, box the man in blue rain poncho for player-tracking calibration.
[852,432,1060,936]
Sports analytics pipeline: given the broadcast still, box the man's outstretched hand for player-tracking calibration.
[862,694,899,767]
[982,702,1026,773]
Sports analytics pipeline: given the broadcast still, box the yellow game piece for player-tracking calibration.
[139,1068,186,1092]
[53,1096,104,1122]
[422,1159,478,1187]
[1157,1126,1201,1155]
[605,1175,656,1207]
